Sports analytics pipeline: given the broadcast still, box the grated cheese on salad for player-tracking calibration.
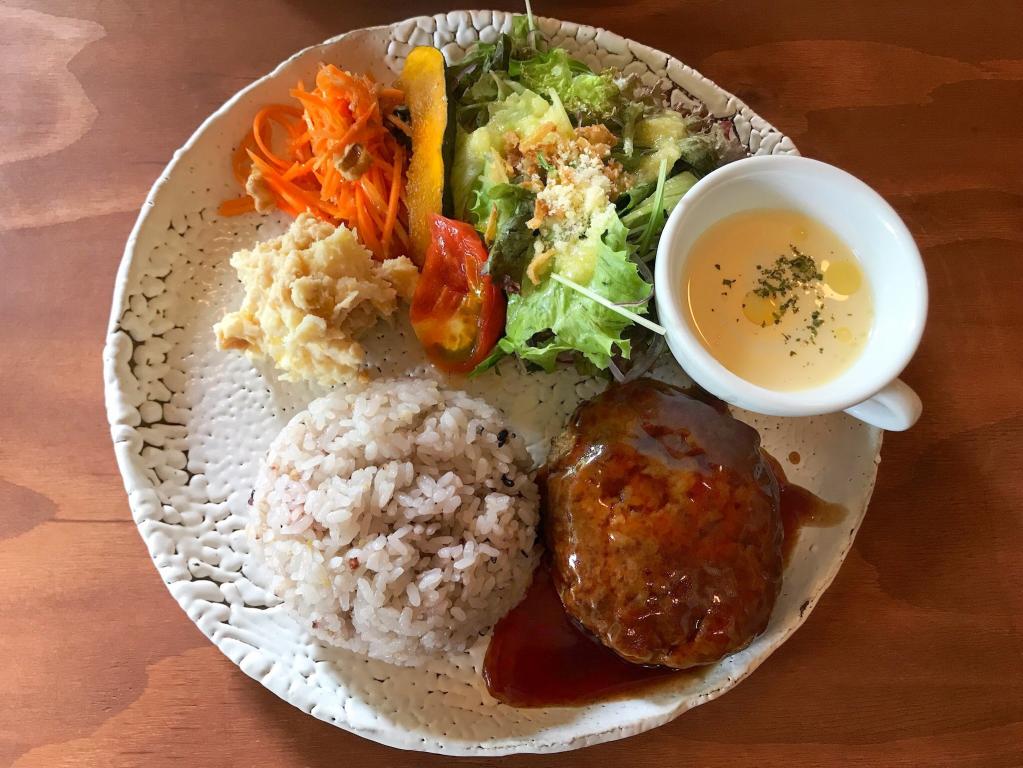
[522,128,630,285]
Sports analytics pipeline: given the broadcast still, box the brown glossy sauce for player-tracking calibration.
[779,481,847,561]
[484,382,846,708]
[485,480,843,708]
[765,450,847,561]
[483,565,690,707]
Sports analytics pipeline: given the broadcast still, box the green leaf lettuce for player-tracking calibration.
[496,210,651,371]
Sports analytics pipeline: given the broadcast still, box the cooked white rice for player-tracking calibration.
[248,378,539,666]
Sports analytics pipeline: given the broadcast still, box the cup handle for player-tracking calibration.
[843,379,922,431]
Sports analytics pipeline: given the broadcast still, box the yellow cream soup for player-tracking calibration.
[683,209,873,391]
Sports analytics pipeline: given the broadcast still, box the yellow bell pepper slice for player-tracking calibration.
[399,46,448,265]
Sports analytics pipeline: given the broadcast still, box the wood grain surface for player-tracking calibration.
[1,1,1021,765]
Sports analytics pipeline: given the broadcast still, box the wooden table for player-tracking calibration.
[2,1,1021,765]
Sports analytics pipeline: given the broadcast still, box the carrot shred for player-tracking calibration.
[392,216,411,249]
[218,196,256,216]
[386,114,412,137]
[252,105,303,170]
[219,63,411,261]
[381,146,403,256]
[282,157,316,181]
[355,187,383,259]
[360,175,390,219]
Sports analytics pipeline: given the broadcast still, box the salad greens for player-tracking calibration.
[622,170,699,260]
[451,87,572,221]
[510,48,621,125]
[478,183,536,289]
[498,211,651,371]
[444,14,743,375]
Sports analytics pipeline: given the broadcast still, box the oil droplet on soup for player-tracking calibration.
[823,259,862,295]
[683,209,873,391]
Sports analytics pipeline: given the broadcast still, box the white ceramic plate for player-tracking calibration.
[102,11,881,755]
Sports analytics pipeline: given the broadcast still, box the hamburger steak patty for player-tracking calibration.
[543,378,783,669]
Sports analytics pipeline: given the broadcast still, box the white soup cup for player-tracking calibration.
[655,155,927,431]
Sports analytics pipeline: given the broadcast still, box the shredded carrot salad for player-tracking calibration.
[219,64,411,260]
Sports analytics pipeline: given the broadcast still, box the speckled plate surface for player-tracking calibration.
[102,11,881,755]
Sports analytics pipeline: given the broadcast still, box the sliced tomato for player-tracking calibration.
[410,214,506,373]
